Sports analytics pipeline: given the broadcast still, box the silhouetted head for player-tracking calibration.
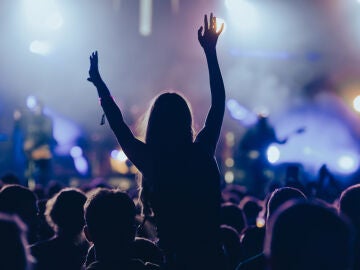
[220,203,246,234]
[220,225,242,269]
[240,226,265,260]
[84,189,136,253]
[46,188,87,237]
[0,172,20,185]
[239,196,262,226]
[144,92,194,147]
[265,201,354,270]
[133,237,164,265]
[339,184,360,230]
[267,187,306,220]
[0,185,38,243]
[0,213,32,270]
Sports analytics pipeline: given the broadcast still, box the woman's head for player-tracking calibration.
[143,92,194,146]
[46,188,87,237]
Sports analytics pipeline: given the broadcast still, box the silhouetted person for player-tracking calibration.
[220,225,242,270]
[16,100,55,186]
[0,213,33,270]
[316,164,341,202]
[237,187,307,270]
[239,196,262,227]
[240,226,265,262]
[339,184,360,269]
[266,187,307,220]
[265,201,354,270]
[238,115,287,197]
[0,172,21,186]
[220,202,246,234]
[83,189,159,269]
[87,13,225,270]
[31,188,88,270]
[0,184,39,244]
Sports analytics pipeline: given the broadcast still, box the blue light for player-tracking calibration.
[267,145,280,164]
[26,95,37,109]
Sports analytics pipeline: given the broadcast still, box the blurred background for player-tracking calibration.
[2,0,360,194]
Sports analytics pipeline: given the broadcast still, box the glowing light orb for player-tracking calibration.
[70,146,83,158]
[29,40,51,55]
[225,0,261,36]
[353,96,360,112]
[267,145,280,164]
[225,158,234,168]
[215,18,226,33]
[74,156,89,175]
[225,171,235,183]
[337,155,358,173]
[111,149,128,162]
[26,96,37,109]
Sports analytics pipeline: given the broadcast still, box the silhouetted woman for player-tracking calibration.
[88,13,225,270]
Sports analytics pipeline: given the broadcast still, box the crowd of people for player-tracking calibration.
[0,13,359,270]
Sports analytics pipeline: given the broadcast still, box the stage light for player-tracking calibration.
[26,95,37,109]
[227,99,257,126]
[216,18,226,33]
[267,145,280,164]
[256,217,265,228]
[225,0,260,36]
[70,146,83,158]
[23,0,63,32]
[225,158,234,168]
[111,149,128,162]
[225,171,235,183]
[139,0,152,36]
[353,95,360,112]
[29,40,51,55]
[74,156,89,175]
[337,155,358,173]
[227,99,248,120]
[46,11,63,30]
[225,132,235,147]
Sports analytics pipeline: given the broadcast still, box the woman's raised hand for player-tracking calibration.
[198,13,224,52]
[87,51,102,84]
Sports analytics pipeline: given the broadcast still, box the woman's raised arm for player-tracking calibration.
[195,13,225,155]
[87,51,148,172]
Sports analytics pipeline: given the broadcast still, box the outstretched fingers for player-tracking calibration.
[204,14,208,31]
[198,26,203,40]
[210,13,215,31]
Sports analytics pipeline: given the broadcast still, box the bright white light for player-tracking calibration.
[70,146,83,158]
[338,155,358,173]
[74,156,89,175]
[139,0,152,36]
[225,0,261,36]
[353,96,360,112]
[267,145,280,164]
[215,18,226,33]
[23,0,63,32]
[46,12,63,30]
[111,149,128,162]
[26,96,37,109]
[224,171,234,183]
[29,40,51,55]
[227,99,248,120]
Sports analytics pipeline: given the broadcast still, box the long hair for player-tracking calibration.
[137,92,194,216]
[142,92,194,147]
